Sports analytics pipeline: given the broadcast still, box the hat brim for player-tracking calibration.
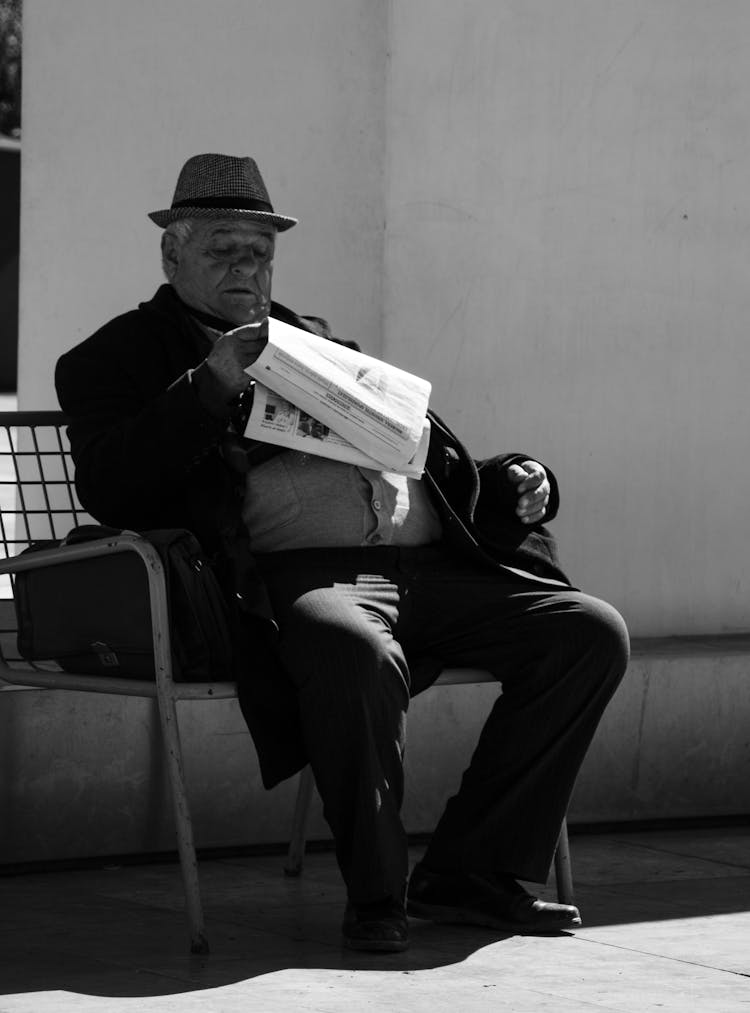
[148,206,297,231]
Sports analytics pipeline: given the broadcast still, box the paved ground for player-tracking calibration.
[1,826,749,1011]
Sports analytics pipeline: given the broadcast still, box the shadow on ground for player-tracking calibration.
[2,831,750,999]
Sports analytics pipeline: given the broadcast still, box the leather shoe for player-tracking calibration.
[407,863,581,933]
[342,899,409,953]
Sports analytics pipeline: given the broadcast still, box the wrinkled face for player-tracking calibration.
[164,218,276,326]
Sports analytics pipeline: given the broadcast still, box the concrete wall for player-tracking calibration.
[8,1,750,863]
[4,637,750,864]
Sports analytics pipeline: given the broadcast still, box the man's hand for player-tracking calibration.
[506,460,550,525]
[206,319,269,396]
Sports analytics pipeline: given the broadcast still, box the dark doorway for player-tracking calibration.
[0,0,21,392]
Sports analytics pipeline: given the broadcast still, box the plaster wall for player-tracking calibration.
[385,0,750,636]
[18,0,387,399]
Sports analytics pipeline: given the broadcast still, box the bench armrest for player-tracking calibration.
[0,533,174,692]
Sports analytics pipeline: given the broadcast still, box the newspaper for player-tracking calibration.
[244,318,431,471]
[245,383,431,477]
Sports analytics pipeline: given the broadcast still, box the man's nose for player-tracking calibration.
[230,254,259,276]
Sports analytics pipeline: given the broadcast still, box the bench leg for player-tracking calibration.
[154,692,210,954]
[284,766,316,876]
[553,817,575,907]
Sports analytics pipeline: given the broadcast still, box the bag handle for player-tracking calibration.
[61,524,139,547]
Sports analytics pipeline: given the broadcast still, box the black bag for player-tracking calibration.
[14,526,233,682]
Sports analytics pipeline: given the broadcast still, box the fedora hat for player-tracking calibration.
[148,153,297,231]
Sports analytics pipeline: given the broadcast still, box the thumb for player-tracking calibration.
[506,463,528,484]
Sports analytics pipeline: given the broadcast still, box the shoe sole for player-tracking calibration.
[407,899,581,933]
[342,935,410,953]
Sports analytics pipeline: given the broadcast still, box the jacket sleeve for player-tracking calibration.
[54,302,345,531]
[55,329,232,529]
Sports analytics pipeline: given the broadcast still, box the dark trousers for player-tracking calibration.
[257,545,629,906]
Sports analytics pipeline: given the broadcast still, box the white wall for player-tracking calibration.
[385,0,750,635]
[19,0,750,639]
[19,0,387,399]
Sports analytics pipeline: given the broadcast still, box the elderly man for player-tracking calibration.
[56,153,629,953]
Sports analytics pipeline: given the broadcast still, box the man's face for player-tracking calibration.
[165,218,276,326]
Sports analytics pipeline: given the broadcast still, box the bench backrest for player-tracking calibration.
[0,410,93,663]
[0,411,88,563]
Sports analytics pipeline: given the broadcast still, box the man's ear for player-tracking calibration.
[161,232,179,280]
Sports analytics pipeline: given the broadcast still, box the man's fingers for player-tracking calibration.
[517,479,550,524]
[508,460,546,489]
[518,487,548,508]
[517,473,545,493]
[517,496,549,517]
[507,460,550,524]
[215,327,269,369]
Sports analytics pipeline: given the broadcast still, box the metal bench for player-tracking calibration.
[0,410,573,953]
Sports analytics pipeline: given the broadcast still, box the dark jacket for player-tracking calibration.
[55,284,572,787]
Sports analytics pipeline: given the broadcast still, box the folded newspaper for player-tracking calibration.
[243,319,432,476]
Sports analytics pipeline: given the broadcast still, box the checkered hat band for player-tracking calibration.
[172,195,273,212]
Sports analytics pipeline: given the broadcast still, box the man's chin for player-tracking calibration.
[221,296,269,326]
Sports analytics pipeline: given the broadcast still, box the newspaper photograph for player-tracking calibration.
[244,383,431,478]
[245,318,431,471]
